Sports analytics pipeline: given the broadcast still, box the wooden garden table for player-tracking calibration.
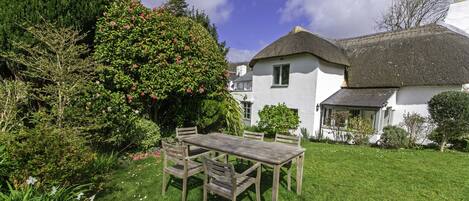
[182,133,305,201]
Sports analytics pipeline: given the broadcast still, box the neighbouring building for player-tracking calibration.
[231,2,469,142]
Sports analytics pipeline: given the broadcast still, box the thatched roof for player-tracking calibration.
[249,26,350,67]
[321,88,397,108]
[339,23,469,88]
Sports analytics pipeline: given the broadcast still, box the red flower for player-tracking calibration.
[140,92,145,97]
[126,95,133,103]
[186,88,193,94]
[131,83,137,91]
[151,95,158,103]
[132,64,139,68]
[198,85,205,94]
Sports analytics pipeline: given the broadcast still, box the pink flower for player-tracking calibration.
[110,21,117,27]
[123,25,131,30]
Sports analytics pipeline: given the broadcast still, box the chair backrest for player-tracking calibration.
[275,133,301,147]
[203,158,236,189]
[243,131,264,141]
[176,126,198,139]
[162,140,187,165]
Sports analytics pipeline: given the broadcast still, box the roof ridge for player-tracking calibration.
[338,24,446,44]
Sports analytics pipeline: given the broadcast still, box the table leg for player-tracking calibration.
[296,153,305,195]
[272,164,281,201]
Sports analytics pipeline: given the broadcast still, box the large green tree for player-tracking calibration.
[0,0,112,77]
[94,0,241,133]
[164,0,229,56]
[428,91,469,152]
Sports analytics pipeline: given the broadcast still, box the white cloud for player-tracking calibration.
[279,0,392,38]
[140,0,232,24]
[227,48,257,63]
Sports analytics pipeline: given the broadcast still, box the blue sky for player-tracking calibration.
[141,0,392,62]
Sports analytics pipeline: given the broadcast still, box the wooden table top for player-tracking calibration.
[182,133,305,165]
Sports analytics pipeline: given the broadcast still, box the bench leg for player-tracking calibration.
[272,165,281,201]
[296,153,305,195]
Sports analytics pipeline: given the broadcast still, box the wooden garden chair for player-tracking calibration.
[274,133,301,191]
[202,157,262,201]
[176,126,209,156]
[161,141,212,201]
[243,131,265,141]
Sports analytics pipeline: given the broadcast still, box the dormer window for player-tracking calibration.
[273,64,290,86]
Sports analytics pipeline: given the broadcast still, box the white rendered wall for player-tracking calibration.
[312,60,345,136]
[445,0,469,34]
[389,86,461,125]
[250,53,345,136]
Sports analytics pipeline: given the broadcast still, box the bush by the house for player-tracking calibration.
[400,112,426,146]
[347,117,374,145]
[134,118,161,150]
[428,91,469,152]
[0,80,29,133]
[93,0,236,134]
[380,126,410,148]
[258,103,300,135]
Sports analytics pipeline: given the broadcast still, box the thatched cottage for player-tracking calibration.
[231,1,469,141]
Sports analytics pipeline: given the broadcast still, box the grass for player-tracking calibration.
[96,141,469,201]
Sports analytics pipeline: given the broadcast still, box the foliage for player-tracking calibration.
[329,111,349,141]
[0,80,28,132]
[164,0,188,17]
[428,91,469,151]
[0,114,96,187]
[0,182,93,201]
[94,0,235,133]
[1,23,95,128]
[380,126,410,149]
[133,118,161,150]
[244,125,262,133]
[92,153,119,175]
[300,127,310,140]
[218,94,243,135]
[164,0,229,56]
[377,0,450,31]
[257,103,300,135]
[0,0,111,78]
[347,117,374,145]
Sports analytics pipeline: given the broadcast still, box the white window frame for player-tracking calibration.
[272,64,290,86]
[242,101,252,120]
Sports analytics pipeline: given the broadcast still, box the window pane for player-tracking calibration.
[281,65,290,85]
[273,66,280,85]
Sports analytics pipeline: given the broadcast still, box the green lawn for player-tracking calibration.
[96,141,469,201]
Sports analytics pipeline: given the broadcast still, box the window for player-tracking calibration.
[273,64,290,86]
[242,102,252,119]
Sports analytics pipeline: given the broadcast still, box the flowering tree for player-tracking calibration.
[94,0,238,132]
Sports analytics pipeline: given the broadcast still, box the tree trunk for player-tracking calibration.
[439,137,447,152]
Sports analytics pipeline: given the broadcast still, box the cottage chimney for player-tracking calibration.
[445,0,469,34]
[236,65,247,76]
[291,26,308,34]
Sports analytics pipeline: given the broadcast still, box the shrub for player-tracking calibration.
[347,117,374,145]
[258,103,300,135]
[300,127,310,140]
[401,112,426,146]
[134,118,161,150]
[94,0,231,132]
[0,80,28,132]
[428,91,469,151]
[380,126,410,148]
[0,116,96,187]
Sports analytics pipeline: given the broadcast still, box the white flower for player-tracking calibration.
[77,192,84,200]
[134,110,140,114]
[51,186,58,195]
[26,176,37,185]
[89,195,96,201]
[107,106,112,112]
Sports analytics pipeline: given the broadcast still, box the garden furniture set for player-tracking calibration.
[161,127,305,201]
